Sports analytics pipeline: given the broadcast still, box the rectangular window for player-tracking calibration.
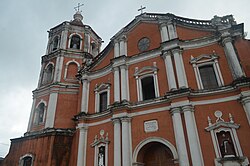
[199,65,218,89]
[141,76,156,100]
[99,92,107,112]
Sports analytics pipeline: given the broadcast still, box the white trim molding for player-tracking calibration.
[190,53,224,90]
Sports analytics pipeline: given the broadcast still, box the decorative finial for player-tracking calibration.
[138,5,146,14]
[214,110,224,122]
[229,113,234,123]
[74,3,84,12]
[208,116,212,126]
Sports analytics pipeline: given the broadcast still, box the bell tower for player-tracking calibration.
[27,9,102,132]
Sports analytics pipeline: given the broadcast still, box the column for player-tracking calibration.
[120,65,128,101]
[53,56,64,82]
[77,123,88,166]
[171,107,189,166]
[114,41,120,58]
[162,51,177,90]
[113,118,121,166]
[60,29,68,49]
[160,23,169,42]
[241,95,250,125]
[81,79,89,113]
[172,49,188,88]
[45,92,58,128]
[167,23,177,40]
[121,117,131,166]
[183,105,204,166]
[222,37,244,79]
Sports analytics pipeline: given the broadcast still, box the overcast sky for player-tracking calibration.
[0,0,249,157]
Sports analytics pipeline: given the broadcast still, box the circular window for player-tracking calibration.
[138,37,150,52]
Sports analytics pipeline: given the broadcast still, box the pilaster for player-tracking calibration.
[112,118,121,166]
[182,105,204,166]
[81,78,89,113]
[120,65,128,101]
[77,123,88,166]
[162,51,177,90]
[159,22,170,42]
[222,36,244,79]
[172,48,188,88]
[170,107,190,166]
[113,67,121,102]
[240,91,250,125]
[121,117,132,166]
[45,92,58,128]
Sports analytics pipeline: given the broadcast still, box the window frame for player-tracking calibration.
[134,63,160,102]
[64,59,80,82]
[42,62,54,85]
[19,154,34,166]
[190,53,224,90]
[94,83,110,113]
[34,100,47,125]
[68,33,83,50]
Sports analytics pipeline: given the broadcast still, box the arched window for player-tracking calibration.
[66,62,78,79]
[52,36,59,51]
[37,103,45,124]
[19,154,34,166]
[70,34,81,49]
[42,63,54,85]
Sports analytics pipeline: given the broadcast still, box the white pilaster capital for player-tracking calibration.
[182,105,194,112]
[161,50,172,58]
[120,65,128,70]
[119,35,127,42]
[170,107,181,115]
[77,123,88,131]
[120,116,131,123]
[112,118,121,125]
[240,96,250,105]
[112,66,120,72]
[221,36,233,46]
[171,48,181,55]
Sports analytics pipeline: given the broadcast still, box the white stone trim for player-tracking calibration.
[167,23,177,39]
[54,56,64,82]
[93,143,109,166]
[68,32,83,50]
[120,65,128,101]
[33,100,47,125]
[114,41,120,58]
[132,137,178,164]
[42,62,55,85]
[113,67,120,102]
[159,23,170,42]
[45,92,58,128]
[121,117,132,166]
[60,29,68,49]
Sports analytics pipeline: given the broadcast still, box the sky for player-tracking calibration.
[0,0,250,157]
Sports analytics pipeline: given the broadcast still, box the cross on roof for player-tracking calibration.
[138,5,146,14]
[74,3,84,12]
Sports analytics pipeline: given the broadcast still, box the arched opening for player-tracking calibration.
[70,34,81,49]
[66,62,78,80]
[133,138,178,166]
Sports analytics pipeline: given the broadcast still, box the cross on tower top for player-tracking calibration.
[138,5,146,14]
[74,3,84,12]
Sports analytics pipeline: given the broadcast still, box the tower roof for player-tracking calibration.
[70,11,84,26]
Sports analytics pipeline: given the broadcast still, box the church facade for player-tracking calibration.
[2,11,250,166]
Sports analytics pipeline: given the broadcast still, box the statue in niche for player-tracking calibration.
[217,131,236,157]
[98,146,105,166]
